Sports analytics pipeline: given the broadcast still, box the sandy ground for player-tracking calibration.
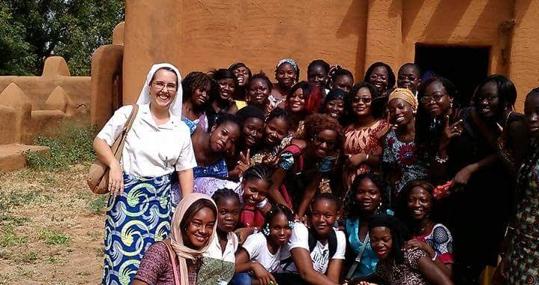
[0,164,105,285]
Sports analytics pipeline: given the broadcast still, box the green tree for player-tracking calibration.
[0,0,124,76]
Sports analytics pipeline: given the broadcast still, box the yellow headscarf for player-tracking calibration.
[170,193,217,285]
[388,88,418,110]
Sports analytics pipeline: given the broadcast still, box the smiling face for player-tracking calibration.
[351,87,373,118]
[192,83,211,107]
[355,177,382,214]
[276,63,296,88]
[388,98,414,127]
[209,121,241,154]
[310,199,338,238]
[247,78,270,106]
[268,213,292,246]
[397,66,421,94]
[242,117,264,148]
[370,226,393,259]
[324,98,344,120]
[233,66,250,87]
[216,197,240,233]
[332,75,353,93]
[183,206,216,250]
[311,129,338,158]
[264,117,290,147]
[407,186,432,221]
[525,94,539,137]
[308,65,328,88]
[475,81,501,119]
[369,66,389,94]
[420,80,451,118]
[149,69,178,110]
[242,178,271,205]
[288,88,306,113]
[218,78,236,101]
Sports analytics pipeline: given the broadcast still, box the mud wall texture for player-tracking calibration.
[0,57,91,145]
[114,0,538,113]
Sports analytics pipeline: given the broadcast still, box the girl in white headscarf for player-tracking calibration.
[134,193,218,285]
[93,63,197,284]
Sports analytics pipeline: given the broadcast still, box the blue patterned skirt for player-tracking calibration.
[102,173,173,285]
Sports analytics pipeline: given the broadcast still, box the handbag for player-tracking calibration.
[343,233,370,284]
[86,105,139,194]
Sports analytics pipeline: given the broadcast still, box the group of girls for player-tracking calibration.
[94,58,539,285]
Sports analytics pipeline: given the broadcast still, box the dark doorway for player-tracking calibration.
[415,45,490,107]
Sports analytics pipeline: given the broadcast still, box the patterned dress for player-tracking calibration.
[375,248,430,285]
[413,223,454,264]
[382,129,428,203]
[343,120,390,188]
[506,141,539,285]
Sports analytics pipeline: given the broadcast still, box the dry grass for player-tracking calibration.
[0,164,104,284]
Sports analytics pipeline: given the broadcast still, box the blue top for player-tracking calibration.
[345,217,379,278]
[193,158,228,179]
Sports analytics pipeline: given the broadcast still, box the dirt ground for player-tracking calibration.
[0,164,105,285]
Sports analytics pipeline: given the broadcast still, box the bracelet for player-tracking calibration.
[431,252,438,261]
[434,154,448,164]
[256,198,268,209]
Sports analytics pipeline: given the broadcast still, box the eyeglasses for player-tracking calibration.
[152,81,177,91]
[352,97,372,104]
[420,94,445,104]
[313,135,337,148]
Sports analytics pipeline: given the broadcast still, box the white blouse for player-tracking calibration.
[97,104,196,177]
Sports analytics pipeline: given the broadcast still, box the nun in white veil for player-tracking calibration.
[93,63,197,285]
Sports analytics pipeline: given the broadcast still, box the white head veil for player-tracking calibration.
[136,63,183,118]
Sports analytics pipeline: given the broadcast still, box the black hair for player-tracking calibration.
[228,62,252,79]
[150,67,179,87]
[303,113,343,146]
[311,192,341,213]
[248,72,273,93]
[472,74,517,112]
[344,81,380,124]
[242,164,273,185]
[212,188,241,206]
[345,173,388,217]
[182,71,213,103]
[308,59,331,74]
[398,63,421,77]
[287,81,323,114]
[262,204,294,236]
[368,214,410,264]
[363,62,396,94]
[180,199,217,233]
[330,67,354,86]
[213,113,242,131]
[415,76,460,157]
[266,107,291,126]
[395,180,438,233]
[324,88,346,103]
[236,105,265,123]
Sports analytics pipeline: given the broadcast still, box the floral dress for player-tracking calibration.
[375,248,429,285]
[382,129,428,203]
[343,120,389,188]
[506,141,539,285]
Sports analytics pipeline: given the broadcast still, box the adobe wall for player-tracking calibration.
[122,0,368,104]
[0,57,91,145]
[118,0,537,111]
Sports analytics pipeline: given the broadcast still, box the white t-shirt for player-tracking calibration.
[242,233,282,273]
[281,222,346,274]
[97,104,196,177]
[204,232,239,262]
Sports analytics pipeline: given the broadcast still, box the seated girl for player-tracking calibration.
[197,189,242,284]
[343,173,392,280]
[279,193,346,285]
[192,113,241,179]
[397,180,453,278]
[134,193,217,285]
[361,214,453,285]
[268,113,343,216]
[232,204,294,285]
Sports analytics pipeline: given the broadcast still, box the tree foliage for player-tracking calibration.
[0,0,124,76]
